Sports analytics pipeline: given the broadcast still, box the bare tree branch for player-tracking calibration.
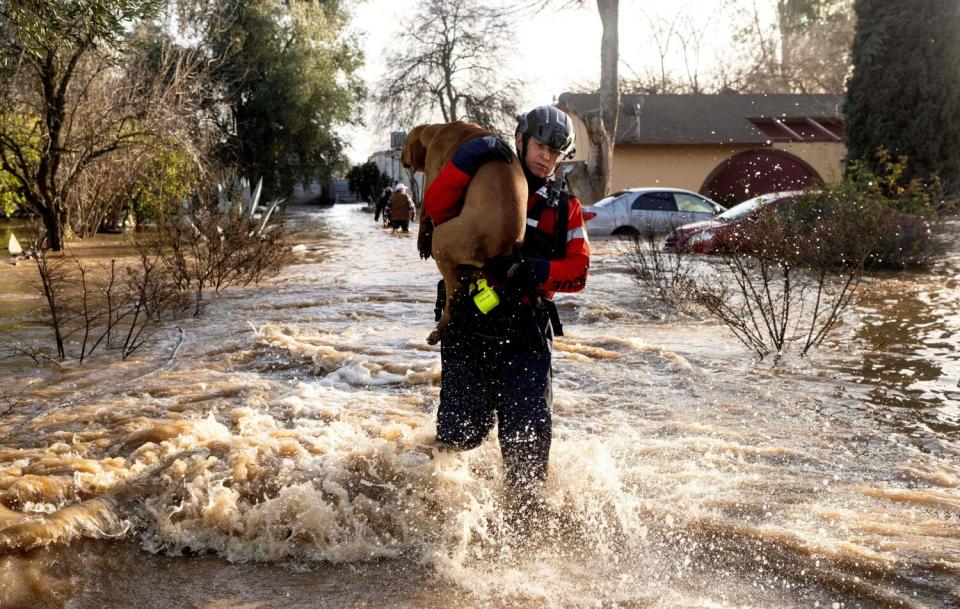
[0,9,212,249]
[374,0,523,134]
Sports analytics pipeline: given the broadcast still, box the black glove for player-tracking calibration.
[483,255,550,290]
[418,218,434,259]
[451,136,514,175]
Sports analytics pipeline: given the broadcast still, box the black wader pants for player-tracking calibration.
[436,298,553,492]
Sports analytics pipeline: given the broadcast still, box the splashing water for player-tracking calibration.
[0,206,957,609]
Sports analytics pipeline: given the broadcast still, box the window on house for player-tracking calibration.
[749,117,844,142]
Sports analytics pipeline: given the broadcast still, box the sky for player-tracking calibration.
[341,0,776,163]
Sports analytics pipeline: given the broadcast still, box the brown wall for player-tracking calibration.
[772,142,847,183]
[610,142,847,195]
[609,145,757,193]
[563,111,848,197]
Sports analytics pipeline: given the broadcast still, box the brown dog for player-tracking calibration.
[401,121,526,344]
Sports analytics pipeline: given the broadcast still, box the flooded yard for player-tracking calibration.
[0,205,957,609]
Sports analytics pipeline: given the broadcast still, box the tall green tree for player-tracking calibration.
[0,0,165,250]
[345,161,390,204]
[845,0,960,190]
[0,167,25,217]
[177,0,364,200]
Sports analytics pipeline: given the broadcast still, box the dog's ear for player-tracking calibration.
[400,125,429,172]
[418,124,441,148]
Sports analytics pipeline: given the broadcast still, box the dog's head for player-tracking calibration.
[400,124,437,173]
[399,125,426,173]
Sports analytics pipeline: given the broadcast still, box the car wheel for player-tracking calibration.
[611,226,639,237]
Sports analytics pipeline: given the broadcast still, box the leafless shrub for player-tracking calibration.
[689,254,861,359]
[33,246,70,360]
[690,204,865,359]
[624,203,868,359]
[22,188,288,364]
[0,393,17,418]
[0,335,62,369]
[621,228,694,312]
[0,375,39,418]
[142,191,289,316]
[30,241,189,362]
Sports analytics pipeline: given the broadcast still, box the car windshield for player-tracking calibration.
[717,195,776,222]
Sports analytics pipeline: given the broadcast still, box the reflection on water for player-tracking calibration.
[0,219,140,330]
[822,224,960,438]
[0,206,957,609]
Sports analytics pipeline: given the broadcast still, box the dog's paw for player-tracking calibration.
[417,227,433,259]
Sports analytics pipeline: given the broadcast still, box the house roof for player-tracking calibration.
[557,92,844,145]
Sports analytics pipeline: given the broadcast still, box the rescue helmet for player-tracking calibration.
[516,105,576,157]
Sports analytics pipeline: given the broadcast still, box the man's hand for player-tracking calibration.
[451,136,514,176]
[418,219,434,259]
[484,255,550,290]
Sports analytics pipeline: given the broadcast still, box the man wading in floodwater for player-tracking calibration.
[420,106,590,517]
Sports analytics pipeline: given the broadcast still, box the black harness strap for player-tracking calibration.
[525,185,569,260]
[524,187,569,337]
[552,191,569,259]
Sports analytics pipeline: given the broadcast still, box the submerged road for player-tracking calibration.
[0,205,957,609]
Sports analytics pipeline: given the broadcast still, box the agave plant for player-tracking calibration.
[215,176,284,237]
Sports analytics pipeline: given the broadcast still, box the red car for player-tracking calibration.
[665,191,804,253]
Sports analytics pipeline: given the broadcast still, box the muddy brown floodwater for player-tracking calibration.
[0,206,957,609]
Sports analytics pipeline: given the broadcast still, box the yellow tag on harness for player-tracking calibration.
[472,278,500,314]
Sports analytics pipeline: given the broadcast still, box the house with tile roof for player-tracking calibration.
[557,92,846,205]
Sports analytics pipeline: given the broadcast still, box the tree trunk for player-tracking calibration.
[320,172,334,205]
[567,0,619,205]
[778,0,793,88]
[37,201,67,251]
[589,0,619,203]
[34,49,74,251]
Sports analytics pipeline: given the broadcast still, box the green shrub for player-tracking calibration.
[127,144,203,229]
[734,150,935,269]
[0,170,24,217]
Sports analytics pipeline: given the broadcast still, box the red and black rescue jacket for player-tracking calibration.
[521,182,590,299]
[423,163,590,300]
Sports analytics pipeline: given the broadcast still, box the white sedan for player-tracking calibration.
[582,188,725,236]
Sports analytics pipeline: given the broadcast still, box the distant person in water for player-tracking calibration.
[375,186,392,225]
[388,183,416,232]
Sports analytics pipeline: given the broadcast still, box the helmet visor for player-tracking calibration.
[536,124,573,154]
